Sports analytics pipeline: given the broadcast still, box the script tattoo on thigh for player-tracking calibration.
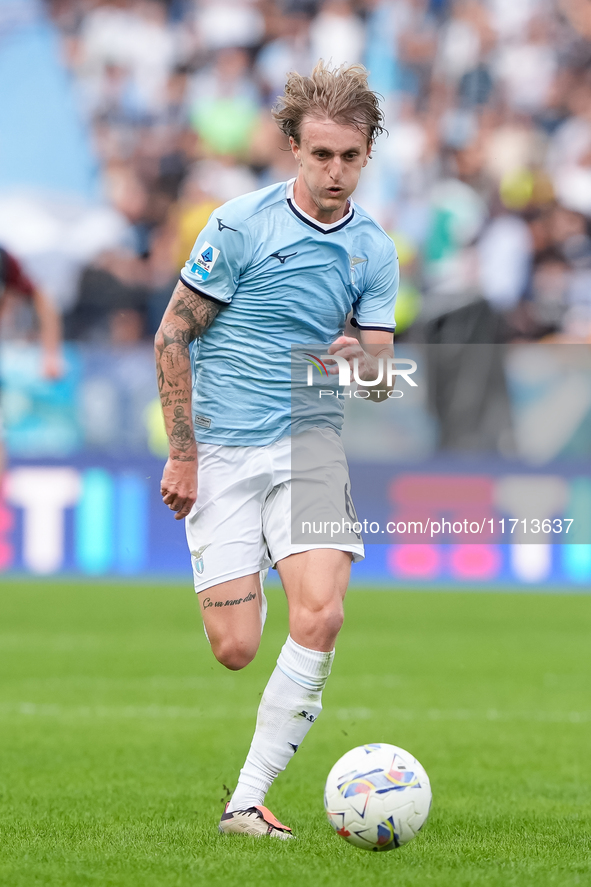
[202,591,257,609]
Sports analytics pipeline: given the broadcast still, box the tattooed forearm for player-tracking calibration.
[155,280,222,458]
[160,396,188,408]
[170,404,194,449]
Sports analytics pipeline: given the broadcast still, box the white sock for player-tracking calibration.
[227,635,334,812]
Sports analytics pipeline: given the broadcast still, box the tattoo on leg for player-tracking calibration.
[202,591,257,609]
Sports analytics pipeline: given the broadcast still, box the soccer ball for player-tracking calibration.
[324,743,432,851]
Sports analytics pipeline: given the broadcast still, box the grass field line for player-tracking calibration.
[1,700,590,724]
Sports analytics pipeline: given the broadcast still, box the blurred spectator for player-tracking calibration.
[494,15,558,114]
[0,246,62,378]
[63,249,149,343]
[477,212,533,311]
[309,0,365,67]
[78,0,176,118]
[192,0,265,52]
[256,12,312,102]
[44,0,591,344]
[0,245,63,471]
[188,48,260,157]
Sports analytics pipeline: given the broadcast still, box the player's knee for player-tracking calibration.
[212,636,259,671]
[321,602,344,640]
[296,600,344,647]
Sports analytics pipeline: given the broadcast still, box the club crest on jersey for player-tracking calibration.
[191,544,210,574]
[349,255,367,284]
[191,242,220,281]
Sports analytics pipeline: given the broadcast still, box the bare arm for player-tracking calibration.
[16,287,62,378]
[155,280,221,519]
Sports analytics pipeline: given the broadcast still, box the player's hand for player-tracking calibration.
[326,336,379,382]
[41,350,64,380]
[160,455,197,520]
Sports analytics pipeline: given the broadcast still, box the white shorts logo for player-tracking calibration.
[191,544,210,574]
[191,242,220,281]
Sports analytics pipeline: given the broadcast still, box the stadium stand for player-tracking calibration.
[42,0,591,346]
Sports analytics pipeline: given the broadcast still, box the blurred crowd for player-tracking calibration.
[47,0,591,345]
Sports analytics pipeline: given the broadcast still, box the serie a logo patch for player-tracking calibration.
[191,242,220,281]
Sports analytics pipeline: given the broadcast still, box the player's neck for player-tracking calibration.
[292,176,350,225]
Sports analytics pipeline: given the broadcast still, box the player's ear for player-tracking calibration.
[289,136,301,162]
[362,141,373,167]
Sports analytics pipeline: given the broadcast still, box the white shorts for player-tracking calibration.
[185,427,365,593]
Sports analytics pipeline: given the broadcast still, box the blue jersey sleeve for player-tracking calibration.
[352,236,398,333]
[179,209,252,304]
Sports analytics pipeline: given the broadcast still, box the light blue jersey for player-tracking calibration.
[180,179,398,446]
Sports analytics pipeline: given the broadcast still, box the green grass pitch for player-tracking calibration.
[0,580,590,886]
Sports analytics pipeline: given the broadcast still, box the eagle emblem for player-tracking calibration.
[191,544,211,574]
[349,255,367,284]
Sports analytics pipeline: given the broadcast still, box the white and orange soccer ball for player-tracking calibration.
[324,743,432,851]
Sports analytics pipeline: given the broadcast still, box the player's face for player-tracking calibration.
[290,117,371,223]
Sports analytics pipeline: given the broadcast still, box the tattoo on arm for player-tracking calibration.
[155,282,220,390]
[155,281,222,459]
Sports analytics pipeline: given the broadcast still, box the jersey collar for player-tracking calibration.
[286,178,354,234]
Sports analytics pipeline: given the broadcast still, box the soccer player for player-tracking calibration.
[0,246,62,472]
[155,62,398,838]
